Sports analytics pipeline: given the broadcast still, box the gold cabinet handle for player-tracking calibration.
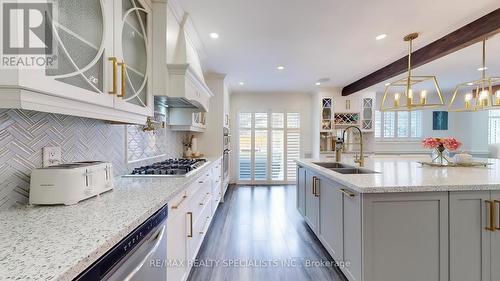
[312,176,317,195]
[171,195,187,209]
[485,200,495,232]
[108,57,117,95]
[314,177,320,197]
[339,188,356,198]
[187,212,193,237]
[117,61,126,98]
[495,200,500,231]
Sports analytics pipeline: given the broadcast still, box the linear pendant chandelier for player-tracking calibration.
[448,39,500,112]
[380,33,445,111]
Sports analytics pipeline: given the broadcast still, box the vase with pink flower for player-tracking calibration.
[422,137,462,165]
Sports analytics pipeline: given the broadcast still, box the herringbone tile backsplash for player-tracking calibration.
[0,109,185,210]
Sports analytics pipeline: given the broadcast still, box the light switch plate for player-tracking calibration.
[43,146,61,167]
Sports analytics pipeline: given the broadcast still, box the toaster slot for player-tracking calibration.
[85,169,94,188]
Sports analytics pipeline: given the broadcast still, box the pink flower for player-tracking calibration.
[422,137,441,149]
[443,137,462,151]
[422,137,462,151]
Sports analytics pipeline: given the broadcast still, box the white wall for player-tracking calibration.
[374,91,490,155]
[229,92,313,182]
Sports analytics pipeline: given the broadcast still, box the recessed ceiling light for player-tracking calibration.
[376,34,387,40]
[209,32,219,39]
[467,82,474,86]
[239,81,245,85]
[277,65,285,70]
[385,83,391,86]
[477,67,488,71]
[315,82,321,86]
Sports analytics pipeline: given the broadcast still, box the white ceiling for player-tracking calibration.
[179,0,500,93]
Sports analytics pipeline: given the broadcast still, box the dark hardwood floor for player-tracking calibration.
[187,185,348,281]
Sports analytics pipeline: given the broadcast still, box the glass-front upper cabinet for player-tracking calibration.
[113,0,153,116]
[1,0,115,108]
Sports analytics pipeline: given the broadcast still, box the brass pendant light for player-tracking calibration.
[380,33,445,111]
[448,39,500,112]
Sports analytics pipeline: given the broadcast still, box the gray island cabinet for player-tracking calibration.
[296,159,500,281]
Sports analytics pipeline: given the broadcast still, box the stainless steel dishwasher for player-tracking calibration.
[76,204,168,281]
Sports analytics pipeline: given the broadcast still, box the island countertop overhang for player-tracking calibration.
[296,157,500,193]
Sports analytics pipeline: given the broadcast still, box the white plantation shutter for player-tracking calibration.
[237,111,300,182]
[375,111,381,138]
[383,112,395,138]
[375,110,422,140]
[254,130,268,180]
[271,130,284,180]
[410,111,422,138]
[255,113,268,128]
[239,113,252,128]
[271,113,285,181]
[489,110,500,144]
[397,112,409,137]
[272,113,284,128]
[287,112,300,129]
[286,131,300,181]
[238,129,251,180]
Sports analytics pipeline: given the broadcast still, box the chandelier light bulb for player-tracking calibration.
[394,92,400,107]
[420,90,427,105]
[464,93,473,109]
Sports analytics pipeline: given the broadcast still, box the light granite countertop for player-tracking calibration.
[297,156,500,193]
[0,157,221,281]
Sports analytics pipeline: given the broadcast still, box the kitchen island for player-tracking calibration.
[296,157,500,281]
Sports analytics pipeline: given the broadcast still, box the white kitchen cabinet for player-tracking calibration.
[296,167,306,217]
[450,191,500,281]
[166,191,189,281]
[334,96,360,114]
[0,0,153,124]
[112,0,154,116]
[169,108,207,132]
[318,178,343,262]
[167,161,222,281]
[304,170,320,233]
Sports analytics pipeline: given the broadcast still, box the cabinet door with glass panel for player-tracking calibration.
[112,0,153,116]
[1,0,115,108]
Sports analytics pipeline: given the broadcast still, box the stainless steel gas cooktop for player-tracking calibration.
[123,158,208,178]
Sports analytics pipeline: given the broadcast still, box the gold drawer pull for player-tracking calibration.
[312,176,317,195]
[495,200,500,230]
[485,200,495,232]
[339,188,355,197]
[171,195,187,209]
[108,57,117,95]
[187,212,193,237]
[117,61,126,98]
[314,177,320,197]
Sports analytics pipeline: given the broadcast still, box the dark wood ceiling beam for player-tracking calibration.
[341,8,500,96]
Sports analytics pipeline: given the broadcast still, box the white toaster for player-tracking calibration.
[29,161,114,206]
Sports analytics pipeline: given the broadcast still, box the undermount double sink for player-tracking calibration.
[312,162,378,174]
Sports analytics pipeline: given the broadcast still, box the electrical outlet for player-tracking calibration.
[43,146,61,167]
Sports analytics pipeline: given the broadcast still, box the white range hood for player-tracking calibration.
[155,13,213,113]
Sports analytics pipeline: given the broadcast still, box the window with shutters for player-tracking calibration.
[237,112,301,182]
[375,110,422,140]
[489,110,500,144]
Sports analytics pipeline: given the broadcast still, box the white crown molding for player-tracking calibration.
[167,0,208,61]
